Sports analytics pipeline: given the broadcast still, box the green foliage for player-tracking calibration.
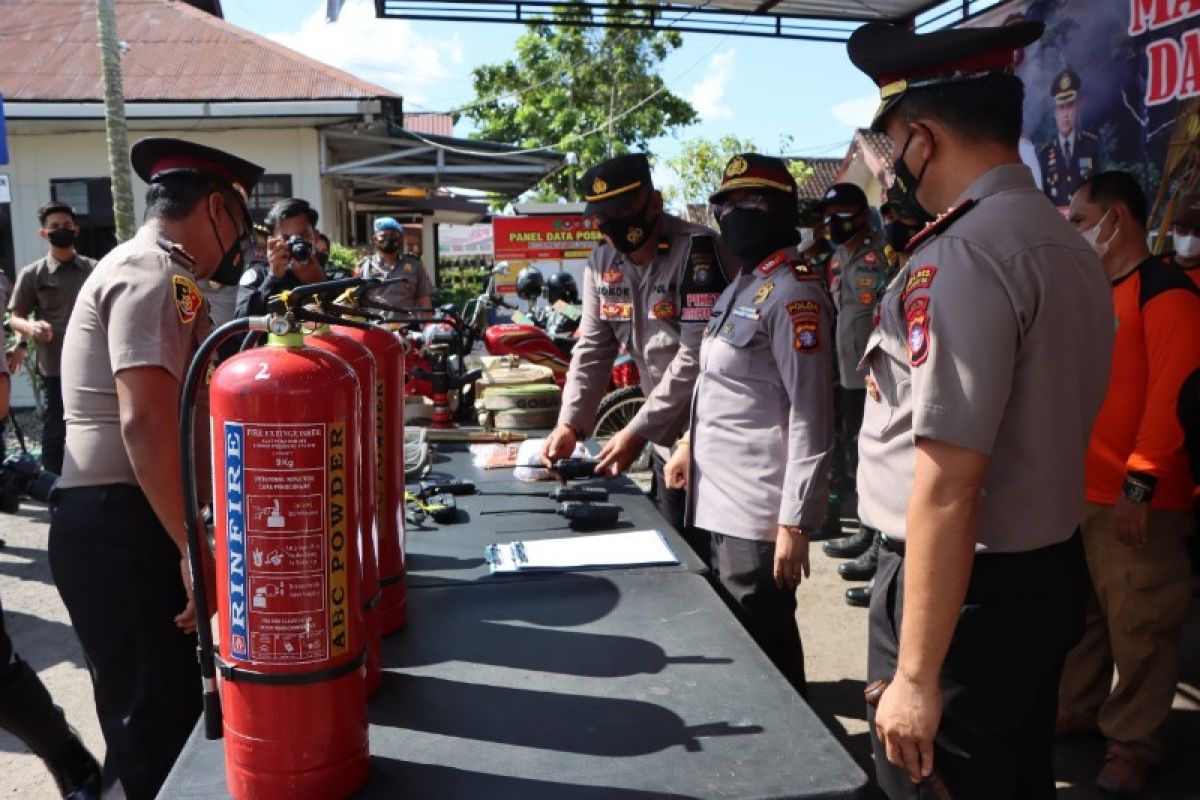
[459,3,697,201]
[326,242,360,274]
[663,135,758,212]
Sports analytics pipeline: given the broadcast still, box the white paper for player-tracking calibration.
[486,529,679,573]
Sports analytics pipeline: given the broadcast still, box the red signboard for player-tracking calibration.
[493,214,605,261]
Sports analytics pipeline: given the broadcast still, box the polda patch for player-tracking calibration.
[173,275,203,325]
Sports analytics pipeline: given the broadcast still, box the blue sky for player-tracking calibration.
[220,0,885,163]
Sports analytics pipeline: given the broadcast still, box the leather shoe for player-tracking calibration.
[823,526,872,559]
[845,584,871,607]
[1096,745,1148,797]
[46,733,101,800]
[839,532,880,581]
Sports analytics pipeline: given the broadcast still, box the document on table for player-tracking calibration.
[484,529,679,573]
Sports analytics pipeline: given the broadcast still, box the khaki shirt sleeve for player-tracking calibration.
[557,253,620,435]
[102,261,203,384]
[909,238,1018,455]
[415,262,434,301]
[9,265,37,316]
[769,283,834,530]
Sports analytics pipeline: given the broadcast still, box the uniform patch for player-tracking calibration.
[239,268,259,287]
[864,252,878,266]
[681,294,720,321]
[787,300,821,353]
[600,302,633,321]
[753,282,774,305]
[652,299,677,320]
[602,269,623,284]
[692,260,714,287]
[173,275,203,324]
[904,296,930,319]
[907,311,931,366]
[626,227,646,247]
[901,265,938,301]
[866,374,881,402]
[856,276,875,289]
[858,291,874,307]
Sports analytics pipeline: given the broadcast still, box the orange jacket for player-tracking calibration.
[1085,255,1200,509]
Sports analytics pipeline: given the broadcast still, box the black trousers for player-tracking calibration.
[702,529,806,696]
[651,450,709,566]
[0,592,75,762]
[41,375,65,476]
[49,484,201,800]
[867,533,1088,799]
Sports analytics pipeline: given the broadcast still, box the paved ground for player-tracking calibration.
[2,495,1198,799]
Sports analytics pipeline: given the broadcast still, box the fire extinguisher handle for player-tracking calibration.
[202,690,223,739]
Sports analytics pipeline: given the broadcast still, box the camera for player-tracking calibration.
[0,453,58,514]
[286,235,312,264]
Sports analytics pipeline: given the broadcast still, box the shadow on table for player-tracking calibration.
[367,757,700,799]
[807,679,874,779]
[373,673,763,757]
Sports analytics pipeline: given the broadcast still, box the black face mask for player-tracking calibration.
[47,228,77,249]
[719,204,798,273]
[378,238,401,255]
[826,213,860,245]
[209,206,255,286]
[599,201,656,255]
[886,220,924,253]
[891,131,934,225]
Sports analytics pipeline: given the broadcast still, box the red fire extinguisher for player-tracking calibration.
[307,326,382,696]
[331,323,408,633]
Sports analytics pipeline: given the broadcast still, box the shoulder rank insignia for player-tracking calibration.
[172,275,203,324]
[757,251,788,276]
[158,238,196,269]
[905,199,978,252]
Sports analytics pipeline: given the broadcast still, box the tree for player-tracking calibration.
[663,135,758,217]
[97,0,135,242]
[459,4,697,201]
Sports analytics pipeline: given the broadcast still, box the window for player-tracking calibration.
[50,178,116,259]
[248,174,293,222]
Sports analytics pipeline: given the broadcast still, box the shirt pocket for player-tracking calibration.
[35,278,63,316]
[708,316,760,378]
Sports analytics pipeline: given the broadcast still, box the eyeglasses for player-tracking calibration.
[712,193,768,222]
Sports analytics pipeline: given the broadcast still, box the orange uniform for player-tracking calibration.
[1085,255,1200,509]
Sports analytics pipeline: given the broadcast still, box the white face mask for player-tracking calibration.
[1080,210,1116,257]
[1175,232,1200,259]
[797,227,815,251]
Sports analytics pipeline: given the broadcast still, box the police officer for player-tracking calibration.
[819,183,887,550]
[796,199,834,277]
[0,348,102,800]
[664,154,833,695]
[356,217,434,317]
[234,197,348,318]
[540,154,733,555]
[7,202,97,475]
[847,21,1113,797]
[51,138,263,799]
[1039,69,1101,207]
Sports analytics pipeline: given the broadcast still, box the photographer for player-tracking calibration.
[234,198,344,318]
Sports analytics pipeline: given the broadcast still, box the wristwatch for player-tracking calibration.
[1121,473,1156,505]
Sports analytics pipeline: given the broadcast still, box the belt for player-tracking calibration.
[880,534,905,555]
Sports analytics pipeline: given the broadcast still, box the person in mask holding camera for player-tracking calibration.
[52,138,262,800]
[355,217,433,318]
[664,154,833,695]
[7,202,96,476]
[234,197,339,318]
[539,153,734,556]
[818,183,888,555]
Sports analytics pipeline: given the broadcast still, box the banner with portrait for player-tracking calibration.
[964,0,1199,225]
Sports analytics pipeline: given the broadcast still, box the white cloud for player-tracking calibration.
[688,50,736,121]
[263,0,464,107]
[830,94,877,130]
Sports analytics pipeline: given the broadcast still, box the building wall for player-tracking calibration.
[3,125,324,270]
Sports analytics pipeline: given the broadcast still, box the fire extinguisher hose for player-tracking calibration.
[179,315,267,740]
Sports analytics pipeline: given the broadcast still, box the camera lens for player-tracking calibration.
[287,235,312,263]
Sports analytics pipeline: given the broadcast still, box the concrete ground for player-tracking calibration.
[2,496,1198,799]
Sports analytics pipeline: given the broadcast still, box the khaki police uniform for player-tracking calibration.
[559,213,730,534]
[687,248,834,693]
[9,251,95,475]
[356,253,434,317]
[858,163,1113,797]
[829,235,887,392]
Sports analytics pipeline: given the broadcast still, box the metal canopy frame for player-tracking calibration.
[373,1,1011,41]
[323,125,566,203]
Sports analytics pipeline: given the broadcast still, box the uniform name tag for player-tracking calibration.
[600,302,632,321]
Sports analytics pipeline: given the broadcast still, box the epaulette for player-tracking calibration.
[158,238,196,269]
[757,251,788,276]
[905,199,978,252]
[791,259,820,281]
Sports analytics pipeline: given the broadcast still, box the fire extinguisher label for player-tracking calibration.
[327,422,350,658]
[225,421,340,665]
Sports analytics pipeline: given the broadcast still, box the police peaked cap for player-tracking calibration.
[131,137,265,196]
[847,20,1044,131]
[709,153,797,205]
[582,154,653,216]
[817,182,869,213]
